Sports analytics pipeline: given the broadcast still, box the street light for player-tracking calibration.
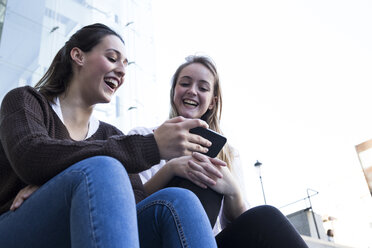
[254,160,267,204]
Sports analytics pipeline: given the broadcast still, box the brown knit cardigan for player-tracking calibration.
[0,86,160,214]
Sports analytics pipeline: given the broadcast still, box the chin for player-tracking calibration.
[101,92,114,103]
[97,96,112,104]
[180,112,200,119]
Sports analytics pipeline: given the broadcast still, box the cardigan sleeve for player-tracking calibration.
[128,126,167,184]
[0,87,160,185]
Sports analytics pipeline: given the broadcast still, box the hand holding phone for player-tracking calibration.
[189,127,227,158]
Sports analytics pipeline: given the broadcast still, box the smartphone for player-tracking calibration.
[189,127,227,158]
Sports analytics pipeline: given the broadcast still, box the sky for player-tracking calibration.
[150,0,372,247]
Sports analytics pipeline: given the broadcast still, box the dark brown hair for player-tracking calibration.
[34,23,124,102]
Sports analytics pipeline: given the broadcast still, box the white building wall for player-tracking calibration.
[0,0,157,132]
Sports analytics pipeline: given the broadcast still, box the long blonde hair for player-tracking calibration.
[169,55,234,169]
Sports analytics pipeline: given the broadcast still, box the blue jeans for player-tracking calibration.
[0,156,216,248]
[137,187,216,248]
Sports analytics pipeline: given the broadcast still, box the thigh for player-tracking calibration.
[0,156,138,248]
[0,171,75,248]
[215,205,308,248]
[137,188,217,248]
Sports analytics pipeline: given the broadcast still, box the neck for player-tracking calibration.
[59,95,93,125]
[59,85,94,140]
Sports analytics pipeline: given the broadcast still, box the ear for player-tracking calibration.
[70,47,85,66]
[208,96,217,110]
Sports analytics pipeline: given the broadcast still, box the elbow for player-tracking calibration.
[11,151,49,185]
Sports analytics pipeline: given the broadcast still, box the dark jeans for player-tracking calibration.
[167,177,308,248]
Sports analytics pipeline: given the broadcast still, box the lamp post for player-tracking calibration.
[307,188,320,239]
[254,160,267,204]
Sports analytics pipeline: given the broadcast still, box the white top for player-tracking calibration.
[50,97,100,139]
[128,126,249,235]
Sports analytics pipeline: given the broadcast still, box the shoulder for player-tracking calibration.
[2,86,43,104]
[128,126,156,135]
[1,86,48,116]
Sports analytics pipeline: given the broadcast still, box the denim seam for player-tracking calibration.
[70,170,98,248]
[137,200,188,248]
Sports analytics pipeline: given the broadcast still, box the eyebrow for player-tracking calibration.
[106,48,128,64]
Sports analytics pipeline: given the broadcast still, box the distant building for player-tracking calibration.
[287,208,328,240]
[0,0,158,132]
[287,209,354,248]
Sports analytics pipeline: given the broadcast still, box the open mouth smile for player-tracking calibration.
[104,77,120,90]
[183,99,198,107]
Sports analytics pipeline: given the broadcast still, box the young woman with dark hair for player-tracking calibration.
[0,24,218,248]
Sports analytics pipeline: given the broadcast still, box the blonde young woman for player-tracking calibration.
[130,55,309,248]
[0,25,218,248]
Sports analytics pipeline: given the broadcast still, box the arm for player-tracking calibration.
[142,160,176,195]
[0,87,160,185]
[143,155,224,195]
[219,176,247,222]
[188,152,248,223]
[215,151,250,224]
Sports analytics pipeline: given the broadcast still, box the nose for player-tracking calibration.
[114,62,126,79]
[186,84,197,96]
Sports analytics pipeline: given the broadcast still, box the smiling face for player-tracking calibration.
[73,34,128,105]
[173,63,216,119]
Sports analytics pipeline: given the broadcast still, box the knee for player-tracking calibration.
[250,205,281,216]
[74,155,127,175]
[68,156,131,187]
[160,187,202,208]
[240,205,285,225]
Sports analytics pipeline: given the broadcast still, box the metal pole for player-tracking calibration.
[254,161,267,204]
[307,188,320,239]
[259,175,267,204]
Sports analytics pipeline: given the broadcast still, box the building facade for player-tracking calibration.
[0,0,159,132]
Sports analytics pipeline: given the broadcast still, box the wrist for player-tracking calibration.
[164,160,175,178]
[223,191,247,220]
[224,189,242,201]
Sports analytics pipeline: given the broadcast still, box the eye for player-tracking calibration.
[179,81,190,87]
[107,57,116,62]
[199,87,209,92]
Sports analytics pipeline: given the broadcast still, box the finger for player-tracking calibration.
[186,142,209,154]
[191,154,224,178]
[166,116,185,123]
[188,172,208,189]
[188,160,218,182]
[192,152,210,162]
[189,133,211,148]
[208,157,227,167]
[188,160,206,173]
[189,160,221,181]
[10,197,24,211]
[181,119,209,130]
[189,170,216,186]
[23,185,39,198]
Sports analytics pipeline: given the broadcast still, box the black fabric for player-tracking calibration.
[166,176,223,227]
[215,205,309,248]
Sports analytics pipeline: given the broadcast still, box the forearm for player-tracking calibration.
[223,188,248,222]
[143,162,174,195]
